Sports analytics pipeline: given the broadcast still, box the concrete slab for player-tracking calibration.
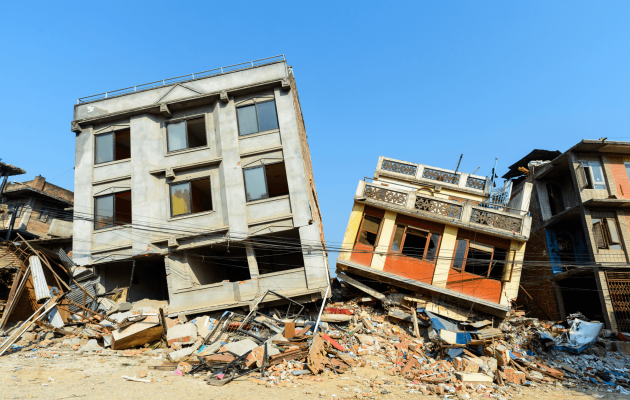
[167,323,198,346]
[220,339,258,356]
[453,372,493,383]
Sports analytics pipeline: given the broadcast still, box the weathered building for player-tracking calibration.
[509,140,630,332]
[70,56,329,316]
[336,156,533,317]
[1,174,73,243]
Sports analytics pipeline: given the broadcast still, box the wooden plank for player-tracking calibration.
[111,326,162,350]
[336,272,386,301]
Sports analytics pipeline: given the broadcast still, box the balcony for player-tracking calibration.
[356,181,531,241]
[377,157,489,194]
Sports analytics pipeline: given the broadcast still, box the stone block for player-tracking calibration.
[219,339,259,356]
[454,372,493,383]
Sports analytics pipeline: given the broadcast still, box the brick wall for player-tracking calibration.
[608,156,630,199]
[4,176,74,204]
[516,188,560,319]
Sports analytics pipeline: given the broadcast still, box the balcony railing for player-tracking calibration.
[364,185,408,206]
[359,181,529,237]
[381,159,417,176]
[377,157,487,191]
[470,207,522,232]
[77,55,286,104]
[414,196,463,219]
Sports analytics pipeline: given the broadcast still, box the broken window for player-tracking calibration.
[592,217,622,250]
[357,215,382,246]
[243,162,289,202]
[95,129,131,164]
[451,239,511,281]
[170,178,212,217]
[237,100,279,136]
[580,160,607,190]
[391,225,442,262]
[546,183,565,216]
[94,191,132,230]
[166,117,208,152]
[39,208,49,222]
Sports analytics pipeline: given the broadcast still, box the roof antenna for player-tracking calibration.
[454,154,463,173]
[472,167,481,175]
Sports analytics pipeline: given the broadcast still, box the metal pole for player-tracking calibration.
[454,154,463,174]
[126,260,136,302]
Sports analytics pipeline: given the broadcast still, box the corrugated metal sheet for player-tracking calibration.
[29,256,50,303]
[68,276,100,313]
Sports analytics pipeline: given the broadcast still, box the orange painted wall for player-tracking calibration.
[608,156,630,199]
[445,268,502,303]
[383,254,435,284]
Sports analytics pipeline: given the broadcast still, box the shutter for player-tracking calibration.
[576,163,587,189]
[593,221,607,249]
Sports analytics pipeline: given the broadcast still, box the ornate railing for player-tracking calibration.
[470,208,522,232]
[381,159,417,176]
[465,177,486,190]
[422,168,459,185]
[364,185,408,206]
[414,197,463,219]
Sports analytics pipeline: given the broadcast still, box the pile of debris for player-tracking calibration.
[4,275,630,398]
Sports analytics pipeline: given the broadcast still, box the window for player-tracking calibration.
[94,191,132,229]
[451,239,511,281]
[357,215,382,246]
[626,162,630,182]
[579,160,606,190]
[592,217,622,250]
[243,162,289,202]
[95,129,131,164]
[391,225,441,262]
[546,183,565,216]
[170,178,213,217]
[39,208,49,222]
[166,117,207,153]
[237,100,279,136]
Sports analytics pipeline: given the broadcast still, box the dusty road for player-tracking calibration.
[0,349,627,400]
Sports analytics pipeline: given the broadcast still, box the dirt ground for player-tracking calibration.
[0,349,627,400]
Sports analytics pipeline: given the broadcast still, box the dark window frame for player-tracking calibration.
[388,224,442,264]
[94,128,131,165]
[236,99,279,136]
[355,214,383,247]
[166,115,208,153]
[93,190,132,230]
[242,161,289,203]
[168,177,213,218]
[592,217,622,250]
[450,239,512,281]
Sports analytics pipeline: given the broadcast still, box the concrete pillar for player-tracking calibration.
[338,202,365,262]
[245,243,259,279]
[552,282,567,320]
[595,269,619,331]
[499,241,526,306]
[72,126,95,266]
[370,210,397,271]
[431,225,458,288]
[215,100,248,238]
[274,87,312,227]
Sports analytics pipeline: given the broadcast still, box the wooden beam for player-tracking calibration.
[336,272,386,301]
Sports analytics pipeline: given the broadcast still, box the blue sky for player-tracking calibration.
[2,1,630,270]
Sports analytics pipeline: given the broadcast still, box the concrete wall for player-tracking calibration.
[72,62,329,313]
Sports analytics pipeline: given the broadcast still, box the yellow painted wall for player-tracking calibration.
[370,210,397,271]
[337,202,365,262]
[431,225,459,288]
[499,241,526,306]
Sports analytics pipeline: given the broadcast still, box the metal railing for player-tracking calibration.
[77,55,286,104]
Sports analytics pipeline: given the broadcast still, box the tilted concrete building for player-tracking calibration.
[70,56,329,317]
[509,140,630,332]
[336,156,533,317]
